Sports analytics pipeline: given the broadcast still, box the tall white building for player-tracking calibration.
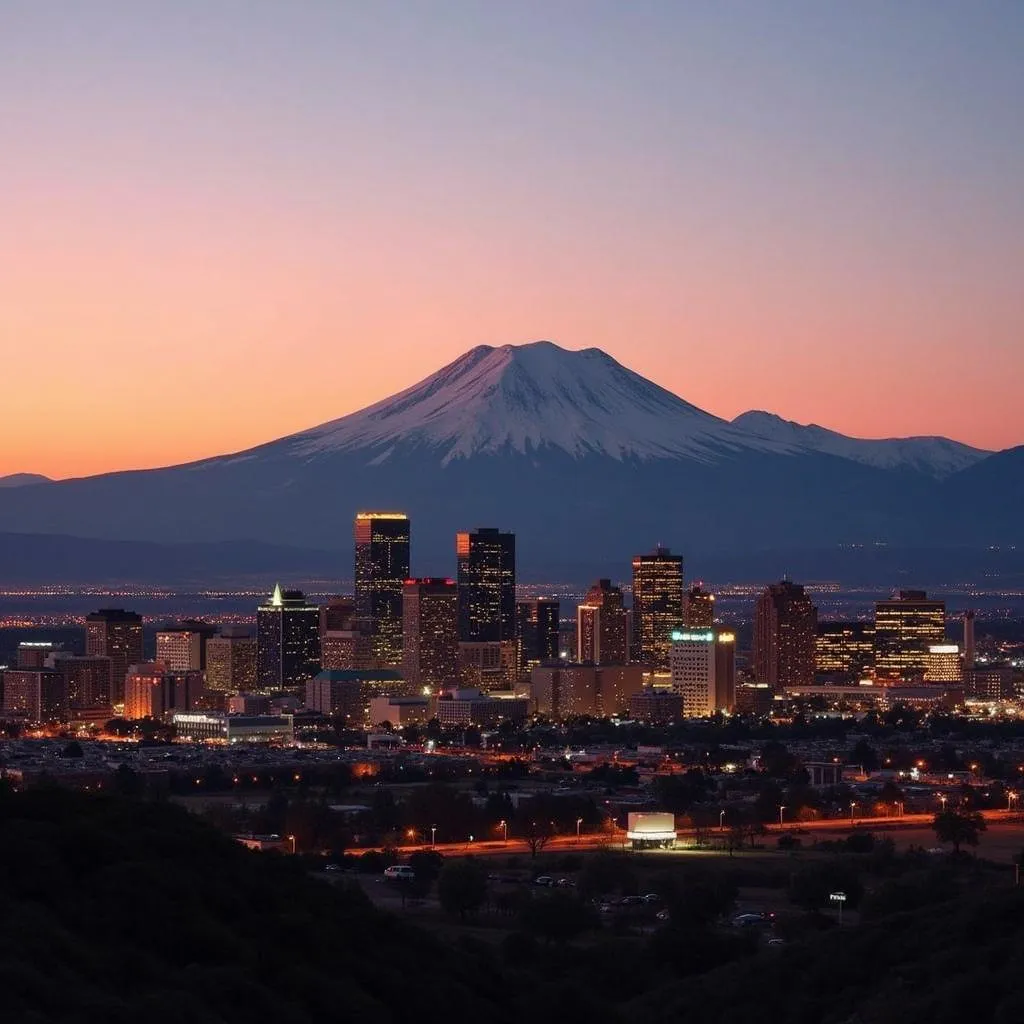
[670,630,717,716]
[155,630,203,672]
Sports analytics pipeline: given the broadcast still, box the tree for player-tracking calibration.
[437,860,488,920]
[933,809,987,854]
[61,741,84,759]
[521,819,555,859]
[519,892,598,944]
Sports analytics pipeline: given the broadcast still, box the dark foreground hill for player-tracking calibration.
[0,786,507,1024]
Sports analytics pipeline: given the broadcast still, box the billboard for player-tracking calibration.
[626,812,677,841]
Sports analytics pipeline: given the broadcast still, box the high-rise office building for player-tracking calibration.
[205,627,257,693]
[456,528,516,642]
[815,622,875,676]
[668,628,736,716]
[754,581,817,690]
[714,629,737,712]
[577,579,630,664]
[683,586,715,629]
[155,621,217,673]
[924,645,961,683]
[55,654,114,712]
[516,598,560,677]
[402,578,459,691]
[256,585,321,691]
[16,642,61,669]
[1,668,65,724]
[85,609,143,703]
[631,548,684,667]
[874,590,946,681]
[530,663,646,719]
[320,596,357,635]
[354,513,410,668]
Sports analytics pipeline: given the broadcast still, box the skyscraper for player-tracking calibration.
[631,547,684,667]
[683,585,715,629]
[754,581,817,690]
[256,585,321,690]
[577,579,629,664]
[516,598,560,677]
[873,590,946,681]
[354,512,410,668]
[815,622,875,677]
[155,620,217,672]
[205,627,257,693]
[456,528,516,642]
[85,608,143,704]
[402,578,459,691]
[963,610,976,672]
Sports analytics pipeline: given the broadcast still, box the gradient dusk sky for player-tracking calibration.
[3,1,1023,479]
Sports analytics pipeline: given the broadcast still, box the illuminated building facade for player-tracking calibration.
[669,631,718,716]
[256,585,321,690]
[205,627,257,692]
[754,581,817,691]
[516,598,560,677]
[16,642,61,669]
[577,579,629,664]
[305,668,411,727]
[320,630,375,671]
[874,591,946,681]
[402,578,459,691]
[924,645,961,684]
[155,621,216,672]
[456,527,516,642]
[631,547,684,667]
[85,608,143,704]
[55,655,114,713]
[965,664,1017,700]
[815,622,875,676]
[354,512,410,668]
[124,662,205,721]
[1,668,65,724]
[457,639,518,691]
[714,630,737,712]
[683,586,715,629]
[530,663,645,719]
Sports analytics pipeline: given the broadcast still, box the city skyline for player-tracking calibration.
[3,3,1024,478]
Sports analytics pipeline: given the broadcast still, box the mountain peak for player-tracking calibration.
[293,341,791,464]
[0,472,52,488]
[732,410,990,478]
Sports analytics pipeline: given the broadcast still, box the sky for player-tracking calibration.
[2,1,1023,479]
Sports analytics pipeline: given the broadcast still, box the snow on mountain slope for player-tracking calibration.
[732,410,990,479]
[290,341,798,464]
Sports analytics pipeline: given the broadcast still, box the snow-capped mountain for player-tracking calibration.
[732,410,989,479]
[0,341,1017,573]
[733,407,987,479]
[288,341,795,465]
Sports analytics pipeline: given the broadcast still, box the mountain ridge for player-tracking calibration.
[0,342,1018,567]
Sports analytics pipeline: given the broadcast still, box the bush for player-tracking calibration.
[501,930,538,965]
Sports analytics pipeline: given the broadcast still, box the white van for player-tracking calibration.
[383,865,416,881]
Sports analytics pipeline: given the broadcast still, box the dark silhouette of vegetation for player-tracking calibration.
[437,858,488,920]
[933,808,987,854]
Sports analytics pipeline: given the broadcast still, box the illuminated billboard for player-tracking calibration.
[626,812,677,841]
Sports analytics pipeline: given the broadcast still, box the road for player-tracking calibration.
[344,809,1024,859]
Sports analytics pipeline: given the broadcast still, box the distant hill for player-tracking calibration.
[0,472,51,488]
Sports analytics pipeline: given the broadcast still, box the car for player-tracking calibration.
[383,865,416,881]
[555,878,576,888]
[767,937,785,946]
[642,893,661,904]
[533,875,555,887]
[655,909,670,921]
[619,895,645,907]
[324,863,341,872]
[732,913,765,928]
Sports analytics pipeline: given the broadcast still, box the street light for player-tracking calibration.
[720,810,726,830]
[287,834,296,855]
[779,805,786,827]
[849,801,856,823]
[1009,791,1019,812]
[576,817,583,841]
[499,819,508,843]
[431,825,437,848]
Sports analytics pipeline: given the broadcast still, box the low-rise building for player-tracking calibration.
[432,688,529,726]
[172,712,295,744]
